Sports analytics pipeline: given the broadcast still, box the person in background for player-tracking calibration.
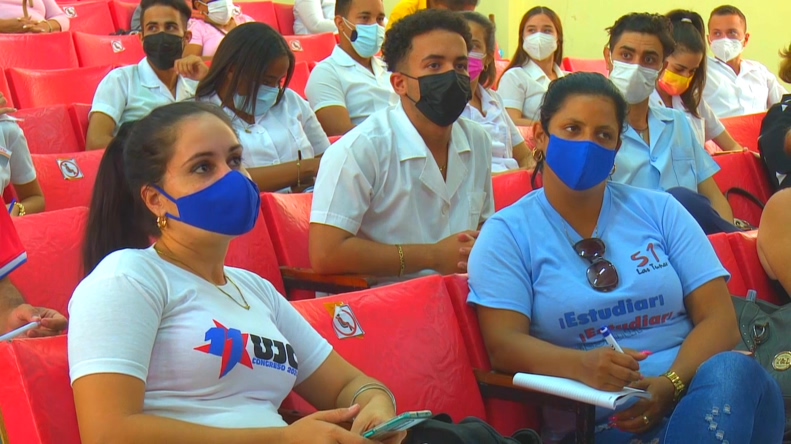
[294,0,336,35]
[460,12,532,173]
[0,94,44,216]
[703,5,787,119]
[309,9,493,279]
[651,10,743,153]
[86,0,207,150]
[758,46,791,190]
[604,13,736,235]
[183,0,253,59]
[0,0,69,33]
[497,6,565,127]
[467,71,784,444]
[758,188,791,301]
[196,23,330,193]
[386,0,476,31]
[306,0,394,137]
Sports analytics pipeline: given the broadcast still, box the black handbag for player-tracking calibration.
[406,414,542,444]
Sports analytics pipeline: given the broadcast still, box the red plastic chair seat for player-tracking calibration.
[68,103,92,150]
[30,150,104,211]
[728,231,786,305]
[7,65,112,109]
[109,0,138,32]
[73,32,145,68]
[225,208,287,296]
[0,73,13,108]
[720,113,766,153]
[0,33,78,70]
[712,151,773,227]
[13,105,82,154]
[708,232,748,298]
[289,61,310,100]
[273,2,294,35]
[561,58,608,76]
[59,0,116,35]
[492,170,533,211]
[282,33,335,66]
[238,1,279,29]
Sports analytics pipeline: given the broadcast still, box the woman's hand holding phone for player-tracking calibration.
[351,395,408,443]
[282,405,373,444]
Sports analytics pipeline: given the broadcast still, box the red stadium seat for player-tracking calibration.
[73,32,145,68]
[713,151,773,227]
[561,58,608,76]
[6,65,112,109]
[68,103,92,149]
[31,150,104,211]
[0,33,79,70]
[288,61,309,99]
[10,207,89,316]
[328,135,341,144]
[493,170,534,211]
[720,112,766,153]
[727,231,787,305]
[2,186,16,204]
[60,0,116,35]
[109,0,138,32]
[225,208,287,296]
[287,275,488,422]
[13,105,83,154]
[273,1,294,35]
[238,1,279,29]
[282,33,334,65]
[0,336,81,444]
[0,72,13,109]
[708,232,749,298]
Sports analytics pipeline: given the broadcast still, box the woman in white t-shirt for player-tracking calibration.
[70,102,405,444]
[651,10,743,153]
[460,12,533,174]
[0,94,44,217]
[293,0,336,35]
[497,6,565,127]
[195,23,330,192]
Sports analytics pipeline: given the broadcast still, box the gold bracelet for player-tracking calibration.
[14,202,25,217]
[38,19,52,33]
[350,383,396,413]
[396,244,405,277]
[663,371,686,402]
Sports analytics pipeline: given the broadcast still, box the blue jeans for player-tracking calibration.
[666,187,740,235]
[597,352,784,444]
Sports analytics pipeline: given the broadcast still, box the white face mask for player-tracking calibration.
[522,32,557,61]
[202,0,234,25]
[711,38,744,63]
[609,60,660,104]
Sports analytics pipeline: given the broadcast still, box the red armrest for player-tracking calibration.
[280,267,378,294]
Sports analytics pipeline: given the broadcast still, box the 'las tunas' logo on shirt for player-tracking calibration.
[194,320,299,378]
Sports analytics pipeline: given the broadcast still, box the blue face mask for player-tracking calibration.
[155,170,261,236]
[233,85,280,117]
[545,135,617,191]
[344,19,385,58]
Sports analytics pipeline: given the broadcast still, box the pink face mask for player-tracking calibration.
[469,52,485,81]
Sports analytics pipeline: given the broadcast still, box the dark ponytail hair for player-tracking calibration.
[780,44,791,84]
[460,11,497,90]
[531,72,628,189]
[665,10,707,119]
[83,102,234,275]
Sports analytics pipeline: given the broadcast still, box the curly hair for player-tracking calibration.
[382,9,472,73]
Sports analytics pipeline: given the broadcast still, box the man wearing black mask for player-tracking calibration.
[85,0,207,150]
[309,9,494,280]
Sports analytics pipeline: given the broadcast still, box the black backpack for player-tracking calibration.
[758,94,791,192]
[406,414,542,444]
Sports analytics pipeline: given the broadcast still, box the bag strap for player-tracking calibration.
[725,187,766,210]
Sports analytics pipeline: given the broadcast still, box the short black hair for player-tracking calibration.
[383,9,472,73]
[431,0,478,9]
[140,0,191,28]
[709,5,747,29]
[607,13,675,60]
[335,0,351,17]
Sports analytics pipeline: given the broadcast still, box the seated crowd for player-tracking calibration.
[2,0,791,443]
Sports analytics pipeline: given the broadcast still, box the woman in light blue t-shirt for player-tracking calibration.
[467,72,783,444]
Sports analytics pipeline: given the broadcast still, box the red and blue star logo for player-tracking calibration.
[194,320,253,378]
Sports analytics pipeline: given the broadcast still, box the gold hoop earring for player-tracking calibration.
[532,149,545,163]
[156,215,168,230]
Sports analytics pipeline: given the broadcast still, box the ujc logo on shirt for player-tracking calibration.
[111,40,126,53]
[57,159,83,181]
[289,40,303,52]
[324,302,364,339]
[64,6,77,18]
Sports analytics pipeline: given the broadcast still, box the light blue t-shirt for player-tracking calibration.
[611,105,720,192]
[467,183,729,425]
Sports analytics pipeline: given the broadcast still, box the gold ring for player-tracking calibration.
[642,415,650,425]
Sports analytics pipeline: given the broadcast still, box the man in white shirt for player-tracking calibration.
[85,0,207,150]
[305,0,395,136]
[703,5,788,119]
[309,9,493,279]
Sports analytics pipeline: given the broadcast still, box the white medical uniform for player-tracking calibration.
[0,117,36,195]
[293,0,336,35]
[497,60,565,121]
[461,85,525,173]
[703,56,788,118]
[649,90,725,148]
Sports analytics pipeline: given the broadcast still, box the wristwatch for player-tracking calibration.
[663,371,686,402]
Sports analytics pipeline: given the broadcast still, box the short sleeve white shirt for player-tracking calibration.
[461,85,524,173]
[649,90,725,147]
[703,57,788,118]
[91,58,198,133]
[0,117,36,195]
[497,60,564,121]
[68,247,332,429]
[311,103,494,246]
[293,0,336,35]
[199,90,330,168]
[305,46,396,125]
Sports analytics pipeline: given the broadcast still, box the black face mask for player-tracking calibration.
[143,32,184,70]
[403,70,472,127]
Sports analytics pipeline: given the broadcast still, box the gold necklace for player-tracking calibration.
[153,246,250,310]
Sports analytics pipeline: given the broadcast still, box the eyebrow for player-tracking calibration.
[421,54,446,62]
[145,20,179,27]
[182,145,243,166]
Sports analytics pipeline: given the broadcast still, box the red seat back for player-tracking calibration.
[492,170,533,211]
[259,192,311,268]
[109,0,138,31]
[713,151,773,227]
[708,232,748,298]
[238,1,279,29]
[720,113,766,153]
[0,72,13,108]
[68,103,92,149]
[561,58,608,76]
[225,208,287,296]
[13,105,82,154]
[31,150,104,211]
[10,207,89,316]
[0,33,78,70]
[7,65,112,109]
[0,336,80,444]
[73,32,145,68]
[289,275,487,421]
[289,61,310,100]
[283,33,335,65]
[273,2,294,35]
[60,0,116,35]
[727,231,786,305]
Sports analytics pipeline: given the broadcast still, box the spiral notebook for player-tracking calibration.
[512,373,652,410]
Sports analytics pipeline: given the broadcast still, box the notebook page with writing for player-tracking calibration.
[512,373,652,409]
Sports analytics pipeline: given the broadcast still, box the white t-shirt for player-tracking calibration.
[497,60,565,121]
[199,90,330,168]
[293,0,336,35]
[703,56,788,118]
[461,85,524,173]
[0,117,36,195]
[91,58,198,133]
[649,90,725,148]
[306,46,396,125]
[68,247,333,428]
